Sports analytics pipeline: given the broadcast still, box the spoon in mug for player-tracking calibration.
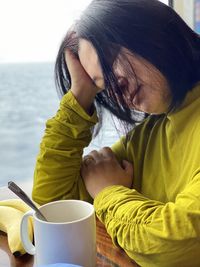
[8,181,48,221]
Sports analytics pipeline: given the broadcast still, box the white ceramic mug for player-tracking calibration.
[20,200,96,267]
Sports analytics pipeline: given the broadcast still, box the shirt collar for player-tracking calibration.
[167,82,200,118]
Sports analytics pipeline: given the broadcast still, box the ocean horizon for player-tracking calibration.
[0,62,121,188]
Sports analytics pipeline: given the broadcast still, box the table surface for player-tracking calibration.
[0,219,139,267]
[0,187,139,267]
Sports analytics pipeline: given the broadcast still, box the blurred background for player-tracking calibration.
[0,0,199,192]
[173,0,200,32]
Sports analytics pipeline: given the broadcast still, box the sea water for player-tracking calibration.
[0,62,121,187]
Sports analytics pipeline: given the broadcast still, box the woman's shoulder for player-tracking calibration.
[167,83,200,130]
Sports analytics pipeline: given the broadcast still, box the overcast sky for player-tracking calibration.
[0,0,92,63]
[0,0,169,63]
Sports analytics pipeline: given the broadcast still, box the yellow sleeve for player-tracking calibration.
[32,90,98,205]
[110,137,126,163]
[94,173,200,267]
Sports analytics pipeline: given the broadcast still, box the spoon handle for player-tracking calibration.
[8,181,47,221]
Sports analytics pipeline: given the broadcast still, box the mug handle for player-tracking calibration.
[20,210,36,255]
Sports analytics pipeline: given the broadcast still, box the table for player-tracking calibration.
[0,186,139,267]
[0,219,139,267]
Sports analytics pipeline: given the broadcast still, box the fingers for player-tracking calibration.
[83,147,115,168]
[64,49,84,80]
[99,147,115,159]
[83,150,103,165]
[121,160,134,176]
[82,155,96,166]
[84,147,114,161]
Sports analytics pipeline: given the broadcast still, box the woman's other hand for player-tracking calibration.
[65,49,102,114]
[81,147,134,199]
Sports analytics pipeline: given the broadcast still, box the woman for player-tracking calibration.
[32,0,200,266]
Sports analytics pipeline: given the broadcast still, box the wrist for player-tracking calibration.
[71,88,96,115]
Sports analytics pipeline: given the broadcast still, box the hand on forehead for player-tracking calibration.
[78,39,105,89]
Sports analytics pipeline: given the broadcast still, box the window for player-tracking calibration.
[172,0,200,33]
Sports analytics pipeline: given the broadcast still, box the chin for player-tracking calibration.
[140,105,168,115]
[149,108,168,115]
[133,103,168,115]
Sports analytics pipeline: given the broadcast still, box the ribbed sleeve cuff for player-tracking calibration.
[94,185,130,215]
[60,90,98,123]
[94,185,150,223]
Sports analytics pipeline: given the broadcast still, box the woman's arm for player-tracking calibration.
[32,90,98,205]
[32,49,101,205]
[93,173,200,267]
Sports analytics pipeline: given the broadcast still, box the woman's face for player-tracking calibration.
[78,39,172,114]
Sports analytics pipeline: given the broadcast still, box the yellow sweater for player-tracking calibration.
[33,83,200,267]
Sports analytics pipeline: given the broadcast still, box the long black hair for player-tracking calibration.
[55,0,200,136]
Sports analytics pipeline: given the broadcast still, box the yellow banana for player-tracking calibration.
[0,202,34,256]
[0,198,32,213]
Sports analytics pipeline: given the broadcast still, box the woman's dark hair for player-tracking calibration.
[55,0,200,136]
